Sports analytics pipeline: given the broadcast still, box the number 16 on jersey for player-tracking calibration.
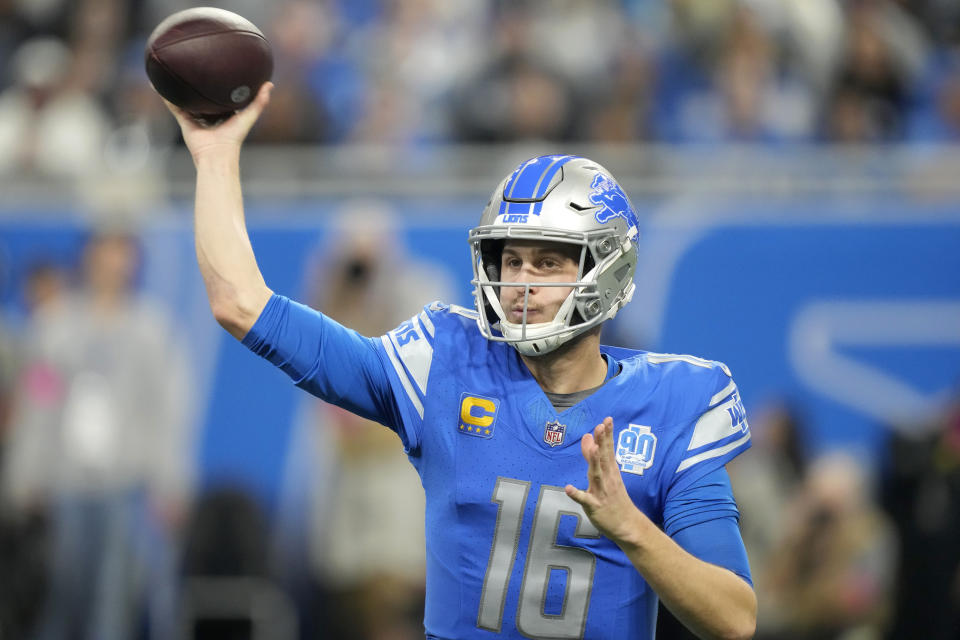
[478,477,601,639]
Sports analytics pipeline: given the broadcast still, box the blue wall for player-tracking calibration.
[3,194,959,509]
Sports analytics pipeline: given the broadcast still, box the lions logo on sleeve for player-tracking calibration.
[640,353,751,480]
[677,375,751,474]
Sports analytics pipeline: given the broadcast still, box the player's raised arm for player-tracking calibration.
[163,82,275,339]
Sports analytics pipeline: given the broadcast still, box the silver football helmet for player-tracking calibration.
[469,154,639,356]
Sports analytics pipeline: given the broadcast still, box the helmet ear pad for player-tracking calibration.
[480,239,504,325]
[482,239,504,281]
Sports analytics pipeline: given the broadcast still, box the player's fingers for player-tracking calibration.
[242,81,273,116]
[255,81,274,104]
[230,81,273,132]
[161,97,196,130]
[580,432,596,460]
[587,449,608,493]
[601,417,616,458]
[565,484,597,509]
[580,434,605,491]
[594,418,615,476]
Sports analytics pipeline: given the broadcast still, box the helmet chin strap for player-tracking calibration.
[498,289,582,356]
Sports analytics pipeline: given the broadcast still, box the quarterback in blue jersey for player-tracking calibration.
[164,84,757,640]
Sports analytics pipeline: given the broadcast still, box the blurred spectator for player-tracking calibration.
[246,0,333,144]
[656,3,817,143]
[0,259,68,460]
[776,0,846,99]
[715,5,814,143]
[823,0,929,142]
[0,253,49,640]
[450,5,579,143]
[349,0,487,145]
[0,37,109,176]
[452,52,579,143]
[0,0,74,58]
[906,46,960,142]
[760,451,897,639]
[897,0,960,46]
[728,403,808,593]
[0,260,68,638]
[347,73,422,146]
[179,486,280,640]
[283,202,454,640]
[68,0,126,96]
[105,42,179,155]
[0,265,17,446]
[927,62,960,140]
[882,392,960,640]
[2,229,194,640]
[22,260,69,315]
[825,86,879,142]
[2,259,70,508]
[582,42,655,142]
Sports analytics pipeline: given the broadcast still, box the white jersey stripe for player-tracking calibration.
[646,353,713,369]
[676,433,751,473]
[646,353,732,377]
[708,380,737,407]
[380,335,424,419]
[688,398,741,450]
[418,311,436,338]
[388,329,432,397]
[448,303,479,319]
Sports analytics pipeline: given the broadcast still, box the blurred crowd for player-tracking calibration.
[0,218,452,639]
[0,230,194,639]
[1,0,960,180]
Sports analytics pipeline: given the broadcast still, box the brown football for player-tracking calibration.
[145,7,272,120]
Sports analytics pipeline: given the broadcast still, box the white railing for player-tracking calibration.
[1,144,960,210]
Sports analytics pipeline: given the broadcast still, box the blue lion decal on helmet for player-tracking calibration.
[589,173,639,240]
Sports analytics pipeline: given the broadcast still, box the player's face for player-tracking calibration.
[499,241,580,324]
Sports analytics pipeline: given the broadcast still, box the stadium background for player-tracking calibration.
[1,1,959,639]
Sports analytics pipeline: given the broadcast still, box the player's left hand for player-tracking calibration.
[565,417,643,545]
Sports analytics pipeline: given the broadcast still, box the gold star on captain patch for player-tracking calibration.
[467,426,473,432]
[459,425,464,430]
[484,429,491,435]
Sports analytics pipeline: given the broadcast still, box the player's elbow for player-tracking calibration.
[701,586,755,640]
[722,617,756,640]
[208,286,270,340]
[209,297,245,339]
[717,598,756,640]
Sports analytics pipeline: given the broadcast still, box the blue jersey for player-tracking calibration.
[244,295,752,640]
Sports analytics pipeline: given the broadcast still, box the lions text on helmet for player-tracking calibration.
[469,155,640,356]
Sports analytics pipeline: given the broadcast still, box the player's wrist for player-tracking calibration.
[192,143,242,170]
[610,509,656,552]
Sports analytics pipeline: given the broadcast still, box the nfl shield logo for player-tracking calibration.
[544,420,566,447]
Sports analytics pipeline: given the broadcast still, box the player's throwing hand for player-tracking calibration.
[566,417,642,545]
[162,81,273,164]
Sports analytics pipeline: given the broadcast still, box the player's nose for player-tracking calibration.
[509,279,538,296]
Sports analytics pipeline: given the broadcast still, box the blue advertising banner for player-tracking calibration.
[2,194,958,508]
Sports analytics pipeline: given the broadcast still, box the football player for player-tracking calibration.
[164,83,757,640]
